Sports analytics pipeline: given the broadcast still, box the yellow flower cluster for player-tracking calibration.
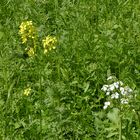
[23,87,31,96]
[19,21,37,57]
[19,21,36,44]
[26,47,35,57]
[42,35,57,54]
[19,21,57,57]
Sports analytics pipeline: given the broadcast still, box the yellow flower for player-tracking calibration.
[44,49,48,54]
[42,35,57,54]
[27,47,35,57]
[23,87,31,96]
[19,21,36,44]
[21,35,27,44]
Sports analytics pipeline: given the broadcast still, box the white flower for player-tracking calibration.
[109,84,115,91]
[120,87,124,91]
[104,101,110,106]
[113,82,119,89]
[121,98,128,104]
[111,92,119,99]
[106,91,110,95]
[119,85,132,96]
[120,87,125,95]
[120,87,129,95]
[103,105,108,109]
[128,88,133,93]
[125,86,133,93]
[103,101,110,109]
[115,92,119,99]
[111,94,116,99]
[121,91,125,95]
[101,85,108,92]
[124,91,128,95]
[107,76,113,80]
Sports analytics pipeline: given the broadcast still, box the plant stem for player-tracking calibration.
[136,112,140,139]
[39,70,42,138]
[119,114,122,140]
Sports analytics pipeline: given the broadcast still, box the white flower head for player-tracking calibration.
[120,87,124,91]
[121,98,128,104]
[124,91,128,95]
[120,86,131,95]
[120,87,125,95]
[111,92,119,99]
[106,91,110,96]
[111,94,116,99]
[113,82,119,89]
[103,101,110,109]
[109,84,115,91]
[125,86,133,93]
[101,85,109,92]
[115,92,119,99]
[103,105,108,109]
[128,88,133,93]
[104,101,110,106]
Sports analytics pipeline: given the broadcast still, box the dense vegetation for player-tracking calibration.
[0,0,140,139]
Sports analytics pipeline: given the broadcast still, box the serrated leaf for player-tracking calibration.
[107,108,120,124]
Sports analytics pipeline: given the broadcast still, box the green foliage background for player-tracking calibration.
[0,0,140,139]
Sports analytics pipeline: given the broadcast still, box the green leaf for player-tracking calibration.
[106,132,118,138]
[107,108,120,124]
[0,31,4,39]
[84,82,90,93]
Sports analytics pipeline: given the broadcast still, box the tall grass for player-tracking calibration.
[0,0,140,139]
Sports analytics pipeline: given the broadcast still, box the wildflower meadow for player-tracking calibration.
[0,0,140,139]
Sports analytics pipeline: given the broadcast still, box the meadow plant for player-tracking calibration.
[23,87,31,96]
[1,0,140,139]
[19,21,37,57]
[19,21,36,44]
[42,35,57,54]
[19,20,57,57]
[101,76,134,140]
[102,76,133,110]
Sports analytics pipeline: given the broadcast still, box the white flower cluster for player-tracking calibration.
[101,76,133,109]
[103,101,110,109]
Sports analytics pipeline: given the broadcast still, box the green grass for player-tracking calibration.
[0,0,140,139]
